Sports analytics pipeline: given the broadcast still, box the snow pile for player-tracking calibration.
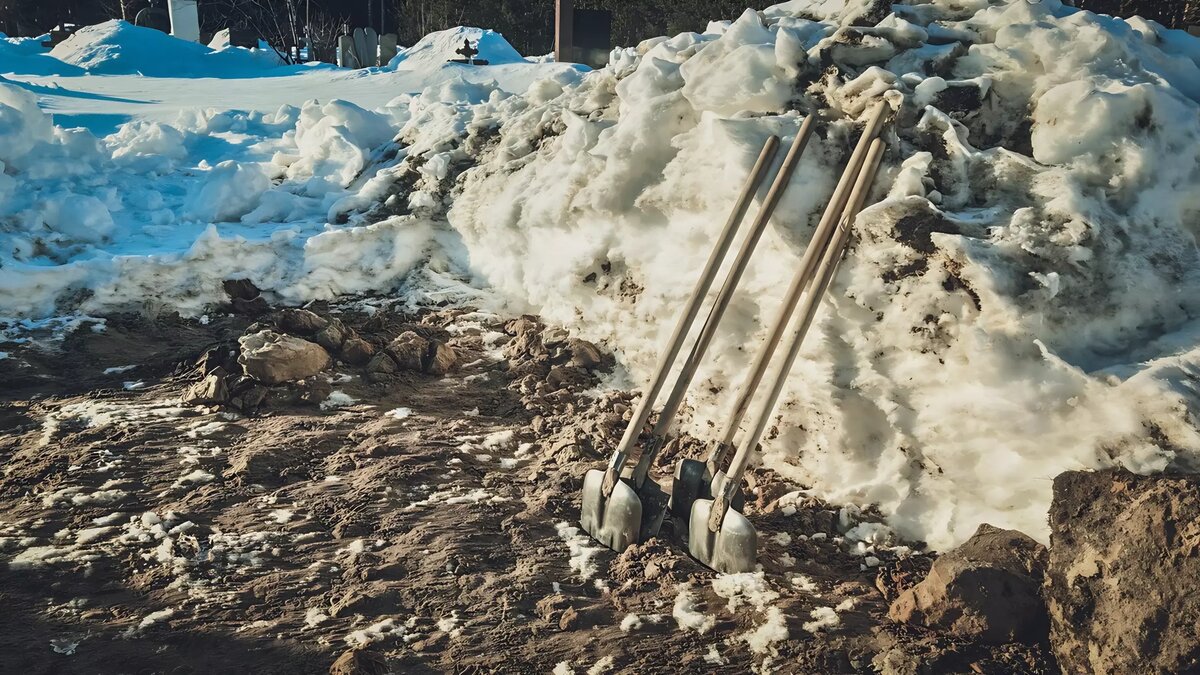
[387,26,525,71]
[4,2,1200,550]
[417,0,1200,548]
[51,21,288,77]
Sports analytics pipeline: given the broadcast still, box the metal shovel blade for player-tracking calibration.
[580,469,668,552]
[687,471,757,573]
[670,457,709,522]
[688,497,757,574]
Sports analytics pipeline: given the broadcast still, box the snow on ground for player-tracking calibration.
[3,1,1200,549]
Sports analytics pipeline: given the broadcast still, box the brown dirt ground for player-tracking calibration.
[0,301,1053,674]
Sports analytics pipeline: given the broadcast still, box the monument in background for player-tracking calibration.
[166,0,200,42]
[554,0,611,69]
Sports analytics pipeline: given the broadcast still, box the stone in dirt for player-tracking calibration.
[223,278,261,301]
[313,318,350,352]
[888,523,1048,645]
[1045,469,1200,675]
[183,369,229,405]
[329,649,389,675]
[238,330,331,384]
[385,331,429,371]
[340,336,375,365]
[382,331,456,375]
[276,308,329,335]
[567,338,604,370]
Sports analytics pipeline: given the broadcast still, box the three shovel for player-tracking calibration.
[689,136,889,574]
[671,101,889,528]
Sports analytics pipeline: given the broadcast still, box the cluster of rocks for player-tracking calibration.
[184,303,457,412]
[497,316,632,464]
[881,469,1200,675]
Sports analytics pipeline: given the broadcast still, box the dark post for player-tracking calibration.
[555,0,574,64]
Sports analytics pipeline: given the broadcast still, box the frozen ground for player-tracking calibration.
[2,0,1200,594]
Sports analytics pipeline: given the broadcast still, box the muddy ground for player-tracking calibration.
[0,299,1053,674]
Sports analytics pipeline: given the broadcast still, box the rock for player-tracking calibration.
[541,326,570,346]
[223,278,260,301]
[888,523,1048,644]
[558,606,580,631]
[329,649,388,675]
[366,351,398,376]
[567,338,604,369]
[196,344,238,375]
[231,296,269,316]
[341,337,375,365]
[1046,469,1200,675]
[386,331,429,371]
[313,318,349,352]
[384,331,455,375]
[238,330,331,384]
[183,370,229,405]
[426,341,456,375]
[276,308,328,335]
[229,383,268,412]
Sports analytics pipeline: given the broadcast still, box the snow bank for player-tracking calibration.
[387,26,525,71]
[429,0,1200,548]
[51,21,286,77]
[5,3,1200,550]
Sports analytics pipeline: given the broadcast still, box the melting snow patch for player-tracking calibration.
[103,365,136,374]
[741,606,789,654]
[704,644,727,665]
[385,407,412,419]
[481,429,515,450]
[344,617,405,647]
[437,611,463,638]
[672,583,715,634]
[619,613,642,632]
[304,607,329,628]
[802,606,841,633]
[125,608,174,635]
[122,381,145,390]
[586,656,614,674]
[711,572,778,611]
[320,390,357,410]
[554,521,603,580]
[552,663,575,675]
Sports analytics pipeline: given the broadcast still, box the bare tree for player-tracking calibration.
[202,0,304,62]
[305,10,346,63]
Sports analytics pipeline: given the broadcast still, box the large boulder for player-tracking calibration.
[1046,469,1200,675]
[238,330,331,384]
[888,523,1048,644]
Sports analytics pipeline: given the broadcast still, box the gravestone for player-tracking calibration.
[352,28,369,69]
[364,27,379,66]
[134,2,171,34]
[228,28,257,49]
[379,33,399,66]
[554,0,611,68]
[450,39,489,65]
[572,9,612,68]
[338,35,360,68]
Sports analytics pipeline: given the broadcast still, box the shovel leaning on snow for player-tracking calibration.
[580,122,817,552]
[689,124,890,575]
[671,101,890,529]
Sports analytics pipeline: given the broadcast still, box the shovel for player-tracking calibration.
[671,101,890,527]
[579,134,781,552]
[689,137,888,574]
[619,115,818,524]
